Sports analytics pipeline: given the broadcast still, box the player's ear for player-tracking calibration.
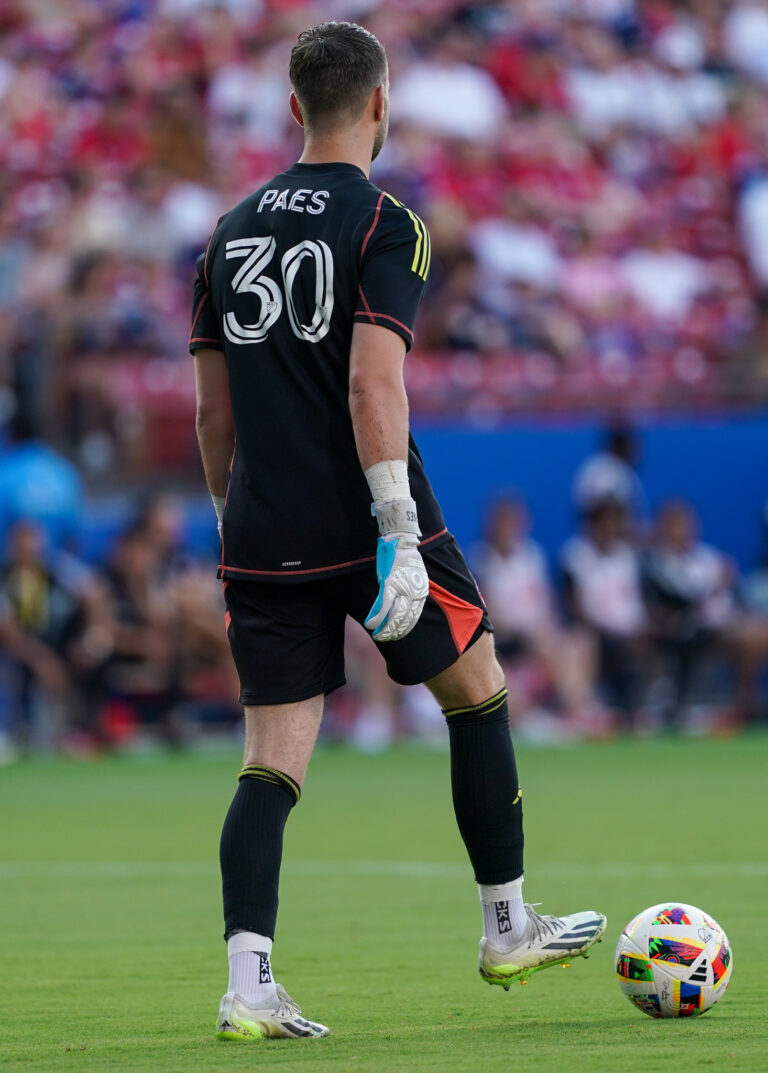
[289,92,305,128]
[371,83,385,123]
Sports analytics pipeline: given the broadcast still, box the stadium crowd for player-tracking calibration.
[4,1,768,474]
[3,0,768,755]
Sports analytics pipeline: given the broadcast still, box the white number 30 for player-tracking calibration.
[223,237,334,345]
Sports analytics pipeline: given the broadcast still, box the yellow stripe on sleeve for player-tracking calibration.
[385,194,430,280]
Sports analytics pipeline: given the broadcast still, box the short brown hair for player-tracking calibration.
[289,22,387,128]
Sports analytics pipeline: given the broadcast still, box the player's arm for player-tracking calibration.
[194,348,234,530]
[349,322,428,642]
[349,322,409,469]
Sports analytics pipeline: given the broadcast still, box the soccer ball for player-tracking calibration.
[615,902,733,1018]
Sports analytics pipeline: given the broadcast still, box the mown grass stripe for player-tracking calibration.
[1,860,767,879]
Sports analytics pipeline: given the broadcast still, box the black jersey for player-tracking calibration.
[189,161,448,582]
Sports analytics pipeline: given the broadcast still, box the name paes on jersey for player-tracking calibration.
[257,188,329,214]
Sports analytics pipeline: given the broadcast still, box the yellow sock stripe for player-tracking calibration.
[238,764,301,804]
[442,688,508,719]
[385,193,428,279]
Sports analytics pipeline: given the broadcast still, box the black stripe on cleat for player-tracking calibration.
[544,942,594,951]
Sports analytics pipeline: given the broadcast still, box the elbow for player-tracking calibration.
[195,403,233,437]
[348,370,369,406]
[349,371,400,408]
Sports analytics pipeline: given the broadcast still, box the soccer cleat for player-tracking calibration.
[479,904,607,990]
[216,983,330,1040]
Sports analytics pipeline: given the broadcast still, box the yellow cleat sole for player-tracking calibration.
[481,938,603,991]
[216,1020,267,1041]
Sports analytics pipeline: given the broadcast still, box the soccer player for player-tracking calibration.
[191,22,606,1041]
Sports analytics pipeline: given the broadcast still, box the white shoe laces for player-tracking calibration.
[525,903,565,944]
[273,983,301,1019]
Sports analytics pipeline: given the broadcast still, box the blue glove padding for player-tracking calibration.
[364,532,429,642]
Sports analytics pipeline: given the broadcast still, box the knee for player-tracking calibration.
[428,634,507,710]
[488,654,506,696]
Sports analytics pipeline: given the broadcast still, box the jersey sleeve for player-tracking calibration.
[189,243,223,354]
[354,194,431,351]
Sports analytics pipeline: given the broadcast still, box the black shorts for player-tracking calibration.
[223,536,491,705]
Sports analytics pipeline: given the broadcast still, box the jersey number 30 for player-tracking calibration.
[223,237,334,345]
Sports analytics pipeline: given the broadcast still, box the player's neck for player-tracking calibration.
[298,132,373,178]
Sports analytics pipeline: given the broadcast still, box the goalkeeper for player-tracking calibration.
[190,20,606,1042]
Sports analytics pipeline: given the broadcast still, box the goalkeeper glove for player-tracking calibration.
[364,496,429,642]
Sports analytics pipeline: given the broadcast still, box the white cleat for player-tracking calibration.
[216,984,330,1040]
[479,904,607,990]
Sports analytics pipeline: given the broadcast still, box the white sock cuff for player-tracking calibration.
[227,931,273,957]
[478,876,524,904]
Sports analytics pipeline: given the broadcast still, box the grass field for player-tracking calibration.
[1,734,765,1072]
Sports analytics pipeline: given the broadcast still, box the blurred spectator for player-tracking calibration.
[419,249,512,352]
[0,520,81,748]
[723,1,768,83]
[621,230,710,323]
[643,500,738,728]
[730,503,768,722]
[132,493,187,580]
[0,413,82,551]
[561,498,648,721]
[738,174,768,291]
[173,561,240,727]
[98,501,240,742]
[101,522,182,743]
[473,496,609,736]
[572,423,645,520]
[390,24,508,142]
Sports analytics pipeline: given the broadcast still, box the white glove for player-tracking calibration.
[364,528,429,642]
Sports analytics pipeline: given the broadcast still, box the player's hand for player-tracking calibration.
[364,532,429,642]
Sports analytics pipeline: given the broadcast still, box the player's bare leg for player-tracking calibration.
[427,630,504,708]
[426,632,606,989]
[242,696,324,784]
[217,696,329,1040]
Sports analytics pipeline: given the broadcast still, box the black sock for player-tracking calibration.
[220,764,300,941]
[443,690,524,884]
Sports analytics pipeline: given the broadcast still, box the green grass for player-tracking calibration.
[1,734,765,1072]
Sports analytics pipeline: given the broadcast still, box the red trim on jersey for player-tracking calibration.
[203,229,216,287]
[428,578,484,654]
[222,553,376,577]
[219,527,449,579]
[353,308,414,342]
[190,294,208,339]
[357,284,375,322]
[189,291,223,349]
[420,527,448,547]
[224,610,231,630]
[360,191,386,262]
